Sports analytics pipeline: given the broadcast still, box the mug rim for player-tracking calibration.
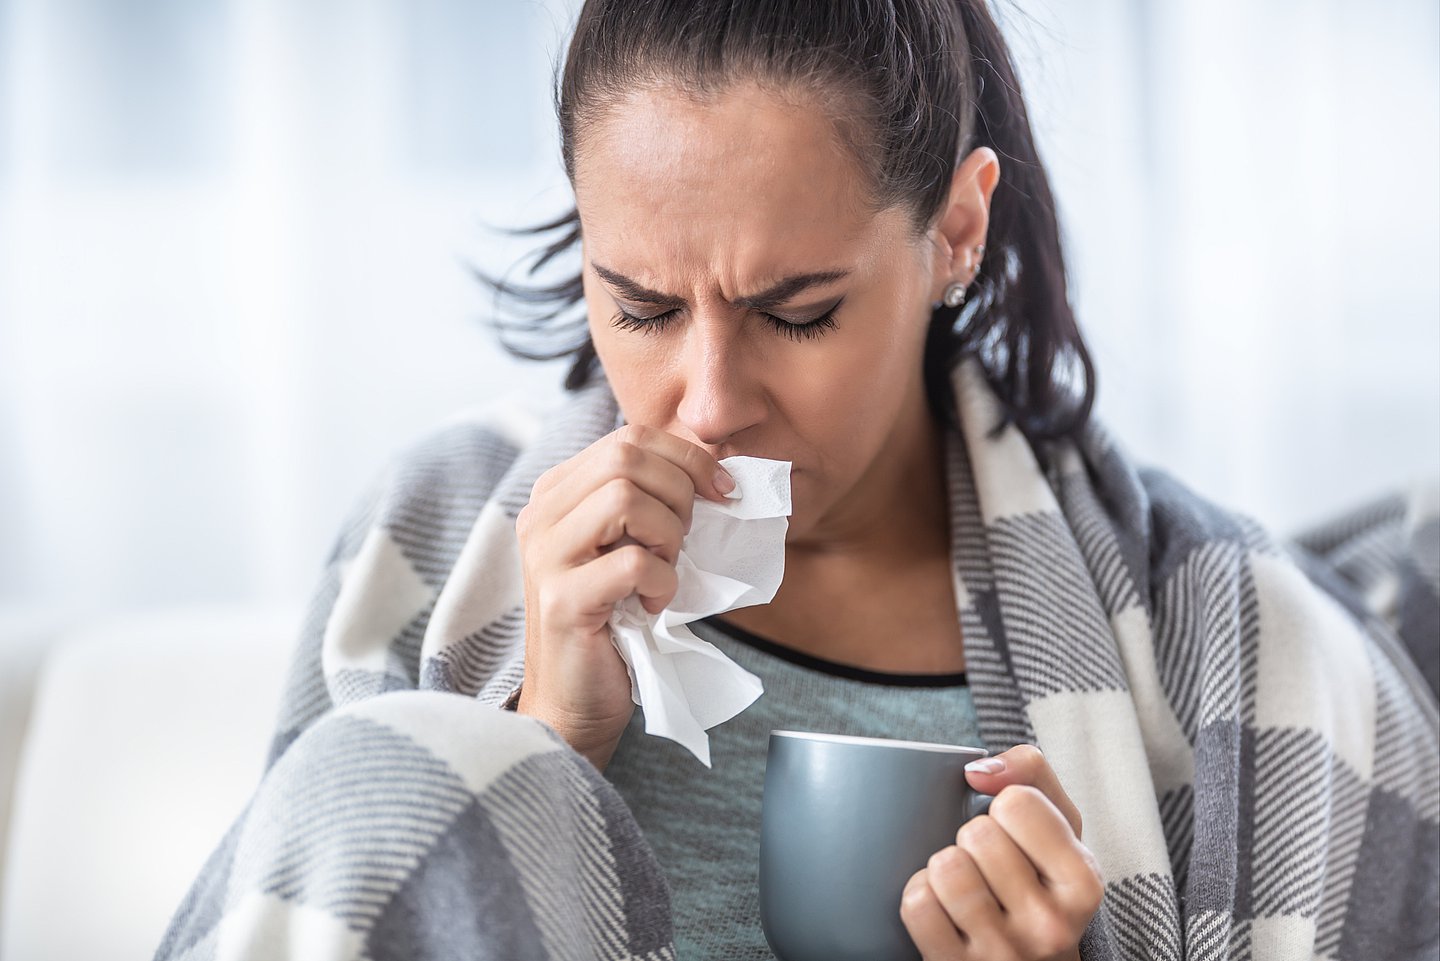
[770,730,989,756]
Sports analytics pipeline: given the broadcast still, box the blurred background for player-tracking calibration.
[2,0,1437,627]
[0,0,1435,958]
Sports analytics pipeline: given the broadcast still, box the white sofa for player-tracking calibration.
[0,606,301,961]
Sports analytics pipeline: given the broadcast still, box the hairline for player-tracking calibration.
[568,71,945,239]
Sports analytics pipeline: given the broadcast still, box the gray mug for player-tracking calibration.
[759,730,992,961]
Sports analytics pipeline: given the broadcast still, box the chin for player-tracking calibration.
[781,500,807,540]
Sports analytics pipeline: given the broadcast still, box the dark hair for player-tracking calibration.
[479,0,1095,447]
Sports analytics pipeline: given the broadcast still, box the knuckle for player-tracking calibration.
[927,845,960,875]
[614,423,648,448]
[602,476,642,514]
[533,464,560,495]
[1026,908,1074,956]
[989,783,1042,821]
[1011,742,1045,769]
[1076,852,1106,909]
[609,438,644,474]
[899,879,934,920]
[957,813,998,847]
[1014,783,1046,804]
[619,544,650,578]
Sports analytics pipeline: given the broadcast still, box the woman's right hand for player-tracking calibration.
[514,423,737,772]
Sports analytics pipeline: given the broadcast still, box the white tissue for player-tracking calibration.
[607,455,791,767]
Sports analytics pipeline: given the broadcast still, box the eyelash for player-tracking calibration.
[609,301,843,342]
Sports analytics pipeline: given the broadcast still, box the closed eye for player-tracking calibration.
[609,300,843,342]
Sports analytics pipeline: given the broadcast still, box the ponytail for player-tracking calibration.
[926,0,1096,445]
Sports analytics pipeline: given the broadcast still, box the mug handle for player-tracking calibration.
[969,793,994,819]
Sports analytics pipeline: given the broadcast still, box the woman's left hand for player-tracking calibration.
[899,744,1104,961]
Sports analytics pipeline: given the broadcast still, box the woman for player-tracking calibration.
[156,1,1439,959]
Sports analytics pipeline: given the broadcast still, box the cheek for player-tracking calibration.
[586,308,680,424]
[775,324,922,461]
[785,306,926,413]
[587,297,648,372]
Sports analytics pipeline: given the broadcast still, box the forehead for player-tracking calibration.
[572,82,892,267]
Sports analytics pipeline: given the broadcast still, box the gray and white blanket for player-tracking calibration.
[155,358,1439,960]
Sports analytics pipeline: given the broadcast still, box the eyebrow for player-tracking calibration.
[591,262,851,311]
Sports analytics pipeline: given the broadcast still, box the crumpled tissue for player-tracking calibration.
[608,455,791,767]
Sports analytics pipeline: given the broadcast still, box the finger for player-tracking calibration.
[954,814,1045,918]
[612,423,735,501]
[551,544,680,623]
[954,814,1083,958]
[534,431,706,535]
[561,424,732,510]
[922,845,1005,938]
[988,785,1105,909]
[550,477,687,567]
[963,744,1082,839]
[898,869,968,960]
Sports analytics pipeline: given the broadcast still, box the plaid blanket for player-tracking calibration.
[155,359,1439,960]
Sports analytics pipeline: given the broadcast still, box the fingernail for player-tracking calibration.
[965,757,1005,775]
[713,467,736,495]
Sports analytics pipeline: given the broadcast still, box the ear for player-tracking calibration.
[928,147,1001,303]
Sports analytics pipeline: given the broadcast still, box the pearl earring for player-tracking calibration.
[935,244,988,310]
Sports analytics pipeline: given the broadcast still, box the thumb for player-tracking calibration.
[962,744,1083,838]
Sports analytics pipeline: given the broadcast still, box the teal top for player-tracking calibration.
[603,615,986,961]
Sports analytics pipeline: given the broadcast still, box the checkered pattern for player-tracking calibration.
[949,361,1439,960]
[155,362,1439,960]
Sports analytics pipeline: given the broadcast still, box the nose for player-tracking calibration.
[674,319,765,449]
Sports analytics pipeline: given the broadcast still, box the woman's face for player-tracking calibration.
[573,81,990,544]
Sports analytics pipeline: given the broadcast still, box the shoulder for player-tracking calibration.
[1135,465,1273,566]
[1134,455,1438,708]
[1063,421,1377,638]
[383,394,550,508]
[1128,458,1372,629]
[1062,420,1274,595]
[323,389,561,570]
